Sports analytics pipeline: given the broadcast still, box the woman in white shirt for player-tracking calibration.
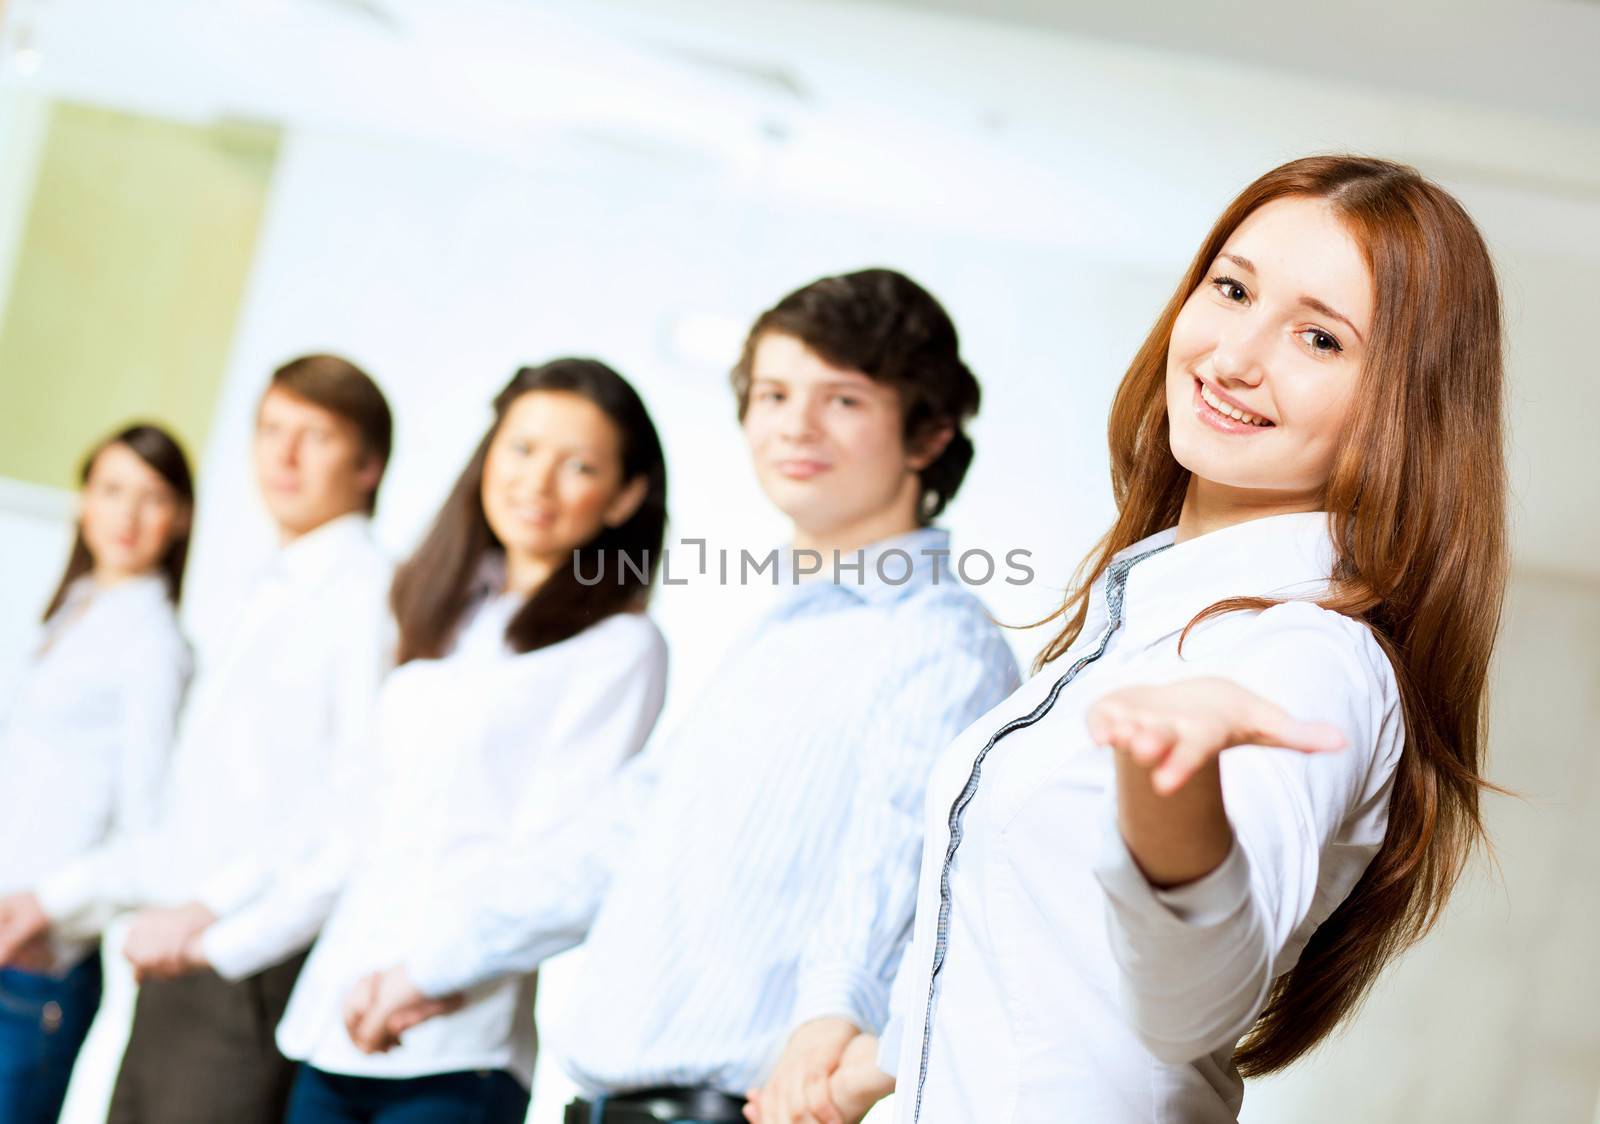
[178,359,670,1124]
[0,424,193,1124]
[788,156,1507,1123]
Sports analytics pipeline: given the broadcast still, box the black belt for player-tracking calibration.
[564,1086,748,1124]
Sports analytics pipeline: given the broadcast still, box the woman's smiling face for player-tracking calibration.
[1165,195,1375,507]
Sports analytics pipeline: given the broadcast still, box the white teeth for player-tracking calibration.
[1199,382,1269,427]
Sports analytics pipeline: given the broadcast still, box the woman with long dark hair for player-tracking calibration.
[789,156,1507,1123]
[0,424,194,1124]
[169,359,670,1123]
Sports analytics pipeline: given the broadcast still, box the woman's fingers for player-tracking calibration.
[1089,701,1178,767]
[1129,719,1177,765]
[1270,718,1346,754]
[805,1071,843,1124]
[343,974,375,1039]
[1150,731,1215,794]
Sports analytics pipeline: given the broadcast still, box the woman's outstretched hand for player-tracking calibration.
[1087,676,1345,795]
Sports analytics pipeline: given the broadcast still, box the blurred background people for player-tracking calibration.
[152,359,671,1124]
[0,356,396,1124]
[341,270,1020,1124]
[0,424,193,1124]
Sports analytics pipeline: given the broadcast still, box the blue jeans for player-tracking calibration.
[284,1063,530,1124]
[0,956,103,1124]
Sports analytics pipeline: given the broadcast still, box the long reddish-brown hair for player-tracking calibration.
[1036,155,1507,1074]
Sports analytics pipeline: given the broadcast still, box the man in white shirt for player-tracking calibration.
[0,355,396,1124]
[341,270,1022,1124]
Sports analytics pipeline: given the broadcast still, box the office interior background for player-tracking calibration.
[0,1,1597,1121]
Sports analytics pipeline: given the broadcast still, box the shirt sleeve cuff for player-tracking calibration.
[792,963,886,1034]
[875,1016,903,1077]
[1091,812,1252,931]
[200,916,276,983]
[34,861,102,935]
[404,938,486,999]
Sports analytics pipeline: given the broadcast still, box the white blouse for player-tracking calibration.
[199,592,668,1088]
[35,513,393,936]
[0,574,190,970]
[884,511,1405,1123]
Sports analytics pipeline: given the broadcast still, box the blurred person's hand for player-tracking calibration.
[343,965,463,1054]
[4,932,56,974]
[123,902,215,982]
[744,1017,859,1124]
[828,1033,893,1124]
[0,891,50,966]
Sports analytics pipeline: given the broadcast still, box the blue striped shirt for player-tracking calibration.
[404,527,1019,1094]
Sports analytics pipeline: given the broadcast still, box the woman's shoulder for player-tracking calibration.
[1243,599,1396,689]
[586,607,668,663]
[1183,598,1397,721]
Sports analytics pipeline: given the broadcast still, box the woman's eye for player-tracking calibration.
[1211,276,1248,303]
[1299,328,1343,355]
[833,395,861,408]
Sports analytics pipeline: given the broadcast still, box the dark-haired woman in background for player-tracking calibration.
[168,360,669,1123]
[0,424,193,1124]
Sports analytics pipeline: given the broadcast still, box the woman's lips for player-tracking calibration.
[1192,377,1274,434]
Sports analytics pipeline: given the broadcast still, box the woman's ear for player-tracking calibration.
[907,421,955,472]
[604,476,650,528]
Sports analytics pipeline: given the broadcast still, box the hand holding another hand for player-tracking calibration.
[745,1020,892,1124]
[342,965,463,1054]
[123,902,216,983]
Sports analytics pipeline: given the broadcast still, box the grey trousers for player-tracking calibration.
[106,952,307,1124]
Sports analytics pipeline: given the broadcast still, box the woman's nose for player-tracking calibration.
[1210,324,1270,387]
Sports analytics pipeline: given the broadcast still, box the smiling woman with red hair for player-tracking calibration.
[773,155,1508,1124]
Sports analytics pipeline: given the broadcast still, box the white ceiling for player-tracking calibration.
[880,0,1600,130]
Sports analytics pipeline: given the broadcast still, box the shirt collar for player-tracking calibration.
[275,512,373,586]
[770,526,954,615]
[1108,510,1335,646]
[64,571,169,609]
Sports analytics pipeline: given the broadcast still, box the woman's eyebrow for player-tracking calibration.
[1221,252,1256,273]
[1301,296,1366,345]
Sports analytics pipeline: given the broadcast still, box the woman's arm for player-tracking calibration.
[1086,605,1395,1064]
[1095,678,1341,888]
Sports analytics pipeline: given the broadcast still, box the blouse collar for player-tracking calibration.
[1106,510,1335,648]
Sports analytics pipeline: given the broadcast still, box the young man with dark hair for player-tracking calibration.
[0,355,396,1124]
[341,270,1021,1124]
